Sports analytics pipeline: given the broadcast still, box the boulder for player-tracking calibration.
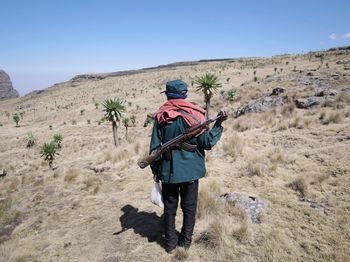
[236,87,286,117]
[314,88,338,97]
[295,97,325,108]
[296,86,350,109]
[0,70,19,100]
[219,192,268,224]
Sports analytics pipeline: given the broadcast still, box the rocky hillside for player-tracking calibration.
[0,48,349,261]
[0,70,19,101]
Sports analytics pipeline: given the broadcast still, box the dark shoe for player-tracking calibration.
[166,246,176,254]
[177,238,191,249]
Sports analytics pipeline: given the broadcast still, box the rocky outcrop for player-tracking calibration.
[219,192,268,224]
[295,87,350,109]
[294,97,326,108]
[0,70,19,100]
[236,87,286,117]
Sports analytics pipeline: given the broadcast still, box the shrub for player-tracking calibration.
[194,73,222,119]
[24,132,36,148]
[13,113,20,127]
[130,115,136,126]
[227,88,236,101]
[53,134,63,148]
[122,117,130,140]
[40,142,59,169]
[80,109,85,115]
[102,98,125,147]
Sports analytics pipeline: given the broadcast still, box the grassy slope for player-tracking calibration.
[0,51,349,261]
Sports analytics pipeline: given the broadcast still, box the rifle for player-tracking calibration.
[137,112,225,169]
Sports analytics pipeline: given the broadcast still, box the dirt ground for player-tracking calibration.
[0,49,349,261]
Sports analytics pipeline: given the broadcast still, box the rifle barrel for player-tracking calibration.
[161,115,220,149]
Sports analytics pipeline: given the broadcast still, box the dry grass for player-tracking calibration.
[287,176,308,197]
[280,102,295,116]
[196,201,251,259]
[232,119,251,132]
[64,168,80,183]
[319,109,343,125]
[197,181,220,219]
[173,247,189,260]
[326,112,342,124]
[288,116,305,129]
[0,198,19,224]
[83,176,102,194]
[245,161,264,177]
[222,132,244,159]
[0,51,349,261]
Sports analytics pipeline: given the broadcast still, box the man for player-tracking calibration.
[149,79,226,253]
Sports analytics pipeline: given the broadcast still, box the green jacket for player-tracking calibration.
[150,116,223,183]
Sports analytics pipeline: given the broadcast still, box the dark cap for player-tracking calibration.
[160,80,188,98]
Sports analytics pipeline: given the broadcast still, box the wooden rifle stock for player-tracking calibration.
[137,114,223,169]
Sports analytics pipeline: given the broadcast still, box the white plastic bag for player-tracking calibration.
[150,182,164,208]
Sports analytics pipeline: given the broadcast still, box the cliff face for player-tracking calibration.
[0,70,19,100]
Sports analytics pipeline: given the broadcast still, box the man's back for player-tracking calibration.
[150,115,223,183]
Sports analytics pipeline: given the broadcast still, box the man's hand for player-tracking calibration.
[153,174,160,183]
[215,110,228,126]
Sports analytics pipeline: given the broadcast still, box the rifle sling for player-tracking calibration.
[162,109,201,160]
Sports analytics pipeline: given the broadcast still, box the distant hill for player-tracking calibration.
[69,46,350,82]
[0,70,19,100]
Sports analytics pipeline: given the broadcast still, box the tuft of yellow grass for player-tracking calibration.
[174,247,189,260]
[281,102,295,117]
[64,168,80,183]
[196,181,220,218]
[83,176,102,194]
[288,176,308,197]
[222,132,244,159]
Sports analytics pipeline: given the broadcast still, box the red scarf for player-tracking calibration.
[156,99,206,134]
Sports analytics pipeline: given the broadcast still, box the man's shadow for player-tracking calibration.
[114,204,165,248]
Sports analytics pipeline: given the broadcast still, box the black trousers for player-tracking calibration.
[162,180,199,250]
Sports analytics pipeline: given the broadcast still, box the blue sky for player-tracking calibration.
[1,0,349,95]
